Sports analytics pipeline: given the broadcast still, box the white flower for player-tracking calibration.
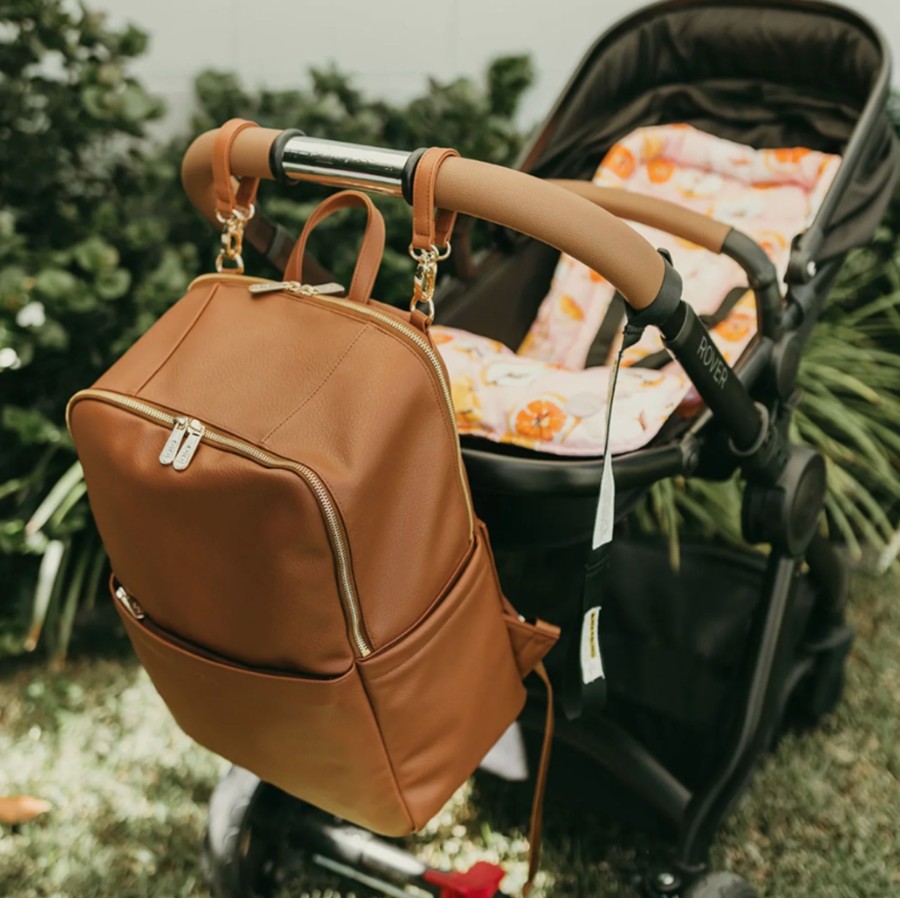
[0,346,21,369]
[16,301,46,328]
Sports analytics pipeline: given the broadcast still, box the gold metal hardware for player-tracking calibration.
[248,281,345,297]
[408,242,451,321]
[215,204,255,274]
[159,417,188,466]
[172,419,205,471]
[114,584,145,620]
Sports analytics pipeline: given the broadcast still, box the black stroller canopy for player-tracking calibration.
[526,0,898,262]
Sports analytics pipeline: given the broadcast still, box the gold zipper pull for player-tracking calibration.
[114,584,145,620]
[248,281,300,295]
[172,419,205,471]
[301,282,345,296]
[248,281,345,297]
[159,416,188,466]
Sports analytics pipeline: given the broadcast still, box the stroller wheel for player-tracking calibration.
[204,765,284,898]
[682,871,757,898]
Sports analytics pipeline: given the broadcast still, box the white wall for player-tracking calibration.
[105,0,899,135]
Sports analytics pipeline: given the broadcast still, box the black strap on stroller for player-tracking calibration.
[564,252,686,720]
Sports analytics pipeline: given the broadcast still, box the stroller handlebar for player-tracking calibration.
[181,127,667,310]
[551,180,732,254]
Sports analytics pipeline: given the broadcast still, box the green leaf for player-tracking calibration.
[118,82,162,123]
[74,236,119,273]
[82,84,114,119]
[53,540,91,664]
[24,539,66,651]
[26,462,85,535]
[81,543,108,613]
[95,267,131,300]
[34,268,78,299]
[1,406,63,446]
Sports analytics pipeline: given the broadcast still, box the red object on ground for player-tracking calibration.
[424,861,506,897]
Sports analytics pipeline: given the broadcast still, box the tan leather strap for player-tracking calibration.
[284,190,385,304]
[522,661,554,898]
[212,119,261,219]
[412,148,460,251]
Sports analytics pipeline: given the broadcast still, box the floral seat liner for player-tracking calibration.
[433,124,840,457]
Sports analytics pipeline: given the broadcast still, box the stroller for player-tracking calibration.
[180,1,898,895]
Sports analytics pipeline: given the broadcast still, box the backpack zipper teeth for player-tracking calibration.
[190,273,475,536]
[69,389,371,658]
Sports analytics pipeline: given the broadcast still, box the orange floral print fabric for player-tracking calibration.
[520,124,840,372]
[429,125,840,458]
[430,327,688,457]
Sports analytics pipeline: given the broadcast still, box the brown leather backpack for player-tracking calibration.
[67,121,558,842]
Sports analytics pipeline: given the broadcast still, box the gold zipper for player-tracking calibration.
[189,272,475,535]
[69,389,372,658]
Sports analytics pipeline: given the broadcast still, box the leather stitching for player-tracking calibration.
[135,284,219,395]
[261,324,369,445]
[354,670,417,831]
[276,294,459,449]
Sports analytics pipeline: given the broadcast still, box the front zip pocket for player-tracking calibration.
[70,388,372,658]
[112,577,338,680]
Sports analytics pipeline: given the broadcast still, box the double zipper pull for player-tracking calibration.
[248,281,345,298]
[173,420,205,471]
[159,417,189,465]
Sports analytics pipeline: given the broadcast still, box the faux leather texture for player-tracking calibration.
[552,179,732,252]
[212,118,261,217]
[70,183,559,834]
[412,147,460,250]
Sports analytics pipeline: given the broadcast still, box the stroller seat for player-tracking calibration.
[432,124,840,456]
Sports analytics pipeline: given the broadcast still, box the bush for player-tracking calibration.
[0,1,534,660]
[0,2,201,660]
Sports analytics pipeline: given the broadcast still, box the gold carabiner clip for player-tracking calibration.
[215,204,255,274]
[408,242,451,321]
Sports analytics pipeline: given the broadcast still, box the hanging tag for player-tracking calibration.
[567,329,645,718]
[579,606,604,685]
[591,349,623,550]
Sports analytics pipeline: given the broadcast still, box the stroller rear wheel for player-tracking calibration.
[204,766,282,898]
[682,871,757,898]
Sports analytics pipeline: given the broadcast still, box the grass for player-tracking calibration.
[1,566,898,898]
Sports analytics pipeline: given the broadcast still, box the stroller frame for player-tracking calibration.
[187,1,896,894]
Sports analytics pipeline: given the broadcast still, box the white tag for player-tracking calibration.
[592,458,615,549]
[591,352,622,550]
[579,606,605,685]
